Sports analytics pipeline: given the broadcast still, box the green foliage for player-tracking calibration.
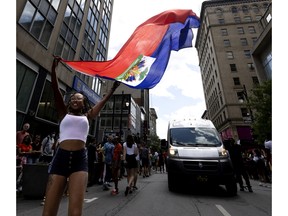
[148,134,161,151]
[248,80,272,144]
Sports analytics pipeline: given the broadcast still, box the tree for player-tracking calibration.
[248,80,272,144]
[149,134,161,152]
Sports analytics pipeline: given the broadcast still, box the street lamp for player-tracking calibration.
[238,84,254,122]
[119,92,130,140]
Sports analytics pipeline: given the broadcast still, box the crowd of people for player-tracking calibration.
[224,137,272,193]
[16,122,168,194]
[16,122,272,214]
[16,123,167,203]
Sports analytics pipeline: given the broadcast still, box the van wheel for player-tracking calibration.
[225,178,237,196]
[168,173,177,192]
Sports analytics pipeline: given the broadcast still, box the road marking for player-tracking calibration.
[215,204,231,216]
[84,197,98,203]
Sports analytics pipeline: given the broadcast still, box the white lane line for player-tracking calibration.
[84,197,98,203]
[215,204,231,216]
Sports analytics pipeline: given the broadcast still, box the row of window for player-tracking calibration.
[206,74,259,117]
[226,50,251,59]
[233,76,259,86]
[218,15,262,24]
[221,26,256,36]
[223,37,257,47]
[229,63,255,72]
[215,3,269,15]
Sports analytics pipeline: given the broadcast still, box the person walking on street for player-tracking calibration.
[132,143,140,191]
[87,137,97,187]
[111,136,123,195]
[42,57,120,216]
[140,143,149,177]
[102,136,114,190]
[122,135,138,196]
[226,138,253,192]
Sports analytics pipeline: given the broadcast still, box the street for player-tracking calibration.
[17,171,271,216]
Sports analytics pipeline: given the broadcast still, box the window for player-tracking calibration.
[252,76,259,85]
[237,27,244,34]
[240,38,248,46]
[247,63,255,70]
[18,0,59,47]
[244,16,252,22]
[224,39,231,47]
[248,26,256,34]
[242,5,249,13]
[221,28,228,36]
[230,64,237,72]
[252,4,260,13]
[263,3,269,9]
[233,77,240,85]
[237,92,243,101]
[241,108,250,117]
[252,37,258,44]
[231,6,238,14]
[226,51,234,59]
[17,61,37,112]
[255,15,262,21]
[244,50,251,58]
[54,0,86,60]
[36,80,59,123]
[218,19,225,24]
[234,17,241,23]
[215,8,223,17]
[170,127,222,146]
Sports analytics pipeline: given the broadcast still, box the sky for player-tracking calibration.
[108,0,206,139]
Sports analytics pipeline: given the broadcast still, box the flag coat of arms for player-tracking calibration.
[62,9,200,89]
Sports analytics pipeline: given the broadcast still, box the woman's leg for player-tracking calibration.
[42,174,66,216]
[67,171,88,216]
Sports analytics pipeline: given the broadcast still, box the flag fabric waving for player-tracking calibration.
[62,9,200,89]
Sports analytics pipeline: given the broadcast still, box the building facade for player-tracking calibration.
[195,0,271,145]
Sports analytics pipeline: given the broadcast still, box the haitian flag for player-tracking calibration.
[62,9,200,89]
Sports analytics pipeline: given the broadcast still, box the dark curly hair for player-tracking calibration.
[66,91,92,114]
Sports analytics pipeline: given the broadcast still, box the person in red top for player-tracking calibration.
[17,134,32,192]
[16,123,30,145]
[17,134,33,161]
[111,136,123,195]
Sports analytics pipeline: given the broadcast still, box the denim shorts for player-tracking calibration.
[48,148,88,177]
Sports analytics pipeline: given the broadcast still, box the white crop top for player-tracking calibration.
[59,114,89,143]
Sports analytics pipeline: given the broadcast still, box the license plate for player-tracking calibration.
[196,175,208,182]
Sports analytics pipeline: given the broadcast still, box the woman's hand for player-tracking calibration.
[52,56,62,71]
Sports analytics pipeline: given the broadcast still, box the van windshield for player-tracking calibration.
[170,127,222,147]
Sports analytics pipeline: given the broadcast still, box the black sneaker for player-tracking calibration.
[248,187,253,193]
[240,187,245,191]
[125,186,129,196]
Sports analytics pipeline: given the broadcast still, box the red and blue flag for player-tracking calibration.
[62,9,200,89]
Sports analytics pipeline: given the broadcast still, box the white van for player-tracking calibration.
[166,118,237,196]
